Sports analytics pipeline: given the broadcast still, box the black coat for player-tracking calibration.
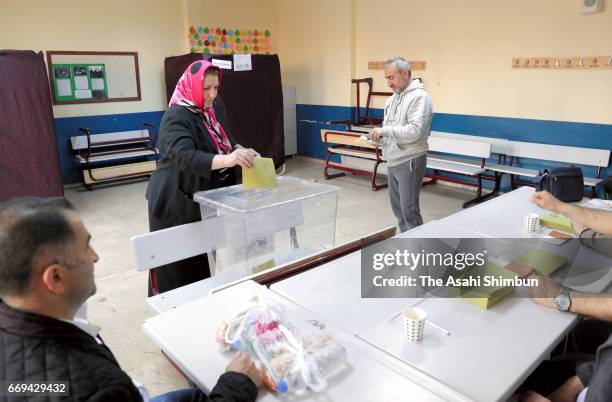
[0,302,258,402]
[145,104,238,295]
[0,301,142,401]
[146,104,237,226]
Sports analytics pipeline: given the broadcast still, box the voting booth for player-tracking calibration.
[194,176,340,274]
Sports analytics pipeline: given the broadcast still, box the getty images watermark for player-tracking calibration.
[360,238,612,299]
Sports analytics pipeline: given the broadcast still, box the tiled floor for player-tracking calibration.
[64,156,476,396]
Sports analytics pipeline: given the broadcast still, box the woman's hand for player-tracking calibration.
[228,148,254,168]
[234,144,261,159]
[246,148,261,158]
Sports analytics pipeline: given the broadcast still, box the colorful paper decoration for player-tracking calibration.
[188,26,273,54]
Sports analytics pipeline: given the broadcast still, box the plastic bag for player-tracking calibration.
[216,292,347,394]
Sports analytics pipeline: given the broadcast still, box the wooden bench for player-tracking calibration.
[71,122,159,190]
[426,136,493,208]
[506,141,611,197]
[320,129,387,191]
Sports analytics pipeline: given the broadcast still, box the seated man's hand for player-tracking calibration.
[570,220,588,235]
[527,274,561,309]
[226,351,263,387]
[369,127,383,142]
[549,375,584,402]
[520,390,551,402]
[530,191,563,214]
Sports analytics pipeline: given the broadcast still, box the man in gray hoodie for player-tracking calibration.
[370,57,433,232]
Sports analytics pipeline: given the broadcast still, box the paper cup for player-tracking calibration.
[523,213,539,233]
[403,307,427,343]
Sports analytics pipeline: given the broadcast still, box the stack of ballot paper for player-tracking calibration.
[452,261,519,309]
[512,248,567,276]
[540,213,576,234]
[242,157,277,189]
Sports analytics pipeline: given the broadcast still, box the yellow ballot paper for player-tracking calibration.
[513,248,567,277]
[540,213,576,234]
[242,157,277,189]
[452,261,518,309]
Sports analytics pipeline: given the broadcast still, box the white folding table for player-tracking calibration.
[142,186,611,402]
[143,280,468,401]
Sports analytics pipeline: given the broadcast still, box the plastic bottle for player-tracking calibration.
[311,341,347,379]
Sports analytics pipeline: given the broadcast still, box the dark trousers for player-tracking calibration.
[150,387,206,402]
[147,212,211,297]
[521,319,612,396]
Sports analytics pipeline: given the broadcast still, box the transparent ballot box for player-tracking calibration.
[193,176,340,276]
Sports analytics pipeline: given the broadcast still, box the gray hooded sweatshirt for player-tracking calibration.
[380,79,433,167]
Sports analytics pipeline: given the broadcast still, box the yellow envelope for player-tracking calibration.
[513,248,567,276]
[242,157,278,189]
[540,213,576,234]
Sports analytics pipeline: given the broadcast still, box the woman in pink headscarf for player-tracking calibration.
[146,60,258,295]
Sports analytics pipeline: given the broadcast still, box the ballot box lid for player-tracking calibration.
[193,176,340,215]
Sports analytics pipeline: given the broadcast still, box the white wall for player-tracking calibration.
[0,0,188,117]
[277,0,354,106]
[357,0,612,124]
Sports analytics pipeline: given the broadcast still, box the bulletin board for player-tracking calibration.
[51,64,109,101]
[46,51,141,105]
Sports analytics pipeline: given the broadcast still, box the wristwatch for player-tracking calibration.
[554,287,572,312]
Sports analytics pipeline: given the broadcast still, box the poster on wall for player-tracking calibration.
[51,63,108,101]
[188,26,272,55]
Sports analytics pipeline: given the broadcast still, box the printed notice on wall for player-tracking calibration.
[91,79,105,90]
[212,59,232,70]
[57,79,72,96]
[233,54,252,71]
[74,89,93,99]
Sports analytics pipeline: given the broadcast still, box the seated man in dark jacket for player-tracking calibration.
[0,197,260,402]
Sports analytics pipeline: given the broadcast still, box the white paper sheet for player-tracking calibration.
[91,78,105,90]
[233,54,252,71]
[74,89,92,99]
[75,76,89,90]
[211,59,232,70]
[57,79,72,96]
[580,198,612,211]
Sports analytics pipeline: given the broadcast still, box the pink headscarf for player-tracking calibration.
[169,60,232,154]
